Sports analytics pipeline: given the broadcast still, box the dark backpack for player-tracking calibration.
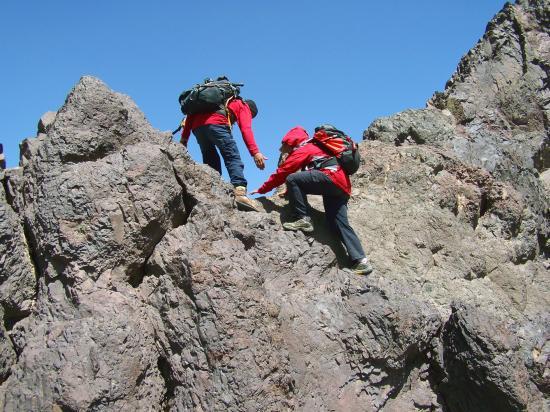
[178,76,243,115]
[0,143,5,170]
[311,125,361,175]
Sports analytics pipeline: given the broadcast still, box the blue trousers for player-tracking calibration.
[286,170,366,262]
[193,124,247,188]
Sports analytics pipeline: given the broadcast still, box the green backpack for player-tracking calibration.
[179,76,243,115]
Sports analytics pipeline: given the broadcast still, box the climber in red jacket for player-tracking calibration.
[252,125,373,275]
[0,144,5,170]
[181,98,267,212]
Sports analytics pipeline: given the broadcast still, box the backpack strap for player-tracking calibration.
[222,96,242,130]
[310,156,338,170]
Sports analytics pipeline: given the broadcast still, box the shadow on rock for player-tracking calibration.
[257,197,349,268]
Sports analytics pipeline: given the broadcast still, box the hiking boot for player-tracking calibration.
[234,186,259,212]
[282,216,314,233]
[351,258,374,276]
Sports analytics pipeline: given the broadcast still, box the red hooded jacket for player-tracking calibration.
[180,98,259,156]
[257,127,351,195]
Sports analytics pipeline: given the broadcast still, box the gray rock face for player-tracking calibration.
[0,169,36,322]
[0,1,548,410]
[367,0,549,258]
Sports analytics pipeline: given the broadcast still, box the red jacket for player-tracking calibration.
[180,99,259,156]
[257,140,351,196]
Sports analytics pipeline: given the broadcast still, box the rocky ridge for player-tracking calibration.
[0,0,548,411]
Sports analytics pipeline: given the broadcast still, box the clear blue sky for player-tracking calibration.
[1,0,508,191]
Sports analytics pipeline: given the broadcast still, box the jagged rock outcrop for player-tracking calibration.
[366,0,549,257]
[0,1,548,411]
